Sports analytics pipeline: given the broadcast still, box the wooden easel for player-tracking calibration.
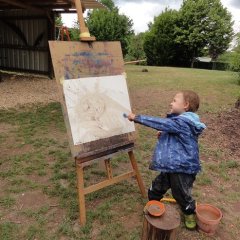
[49,1,146,227]
[75,144,146,225]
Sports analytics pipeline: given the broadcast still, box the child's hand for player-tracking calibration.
[157,131,162,138]
[128,113,136,121]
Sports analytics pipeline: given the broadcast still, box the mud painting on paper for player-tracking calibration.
[61,51,118,80]
[63,75,135,145]
[48,41,124,81]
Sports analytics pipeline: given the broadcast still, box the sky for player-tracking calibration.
[62,0,240,34]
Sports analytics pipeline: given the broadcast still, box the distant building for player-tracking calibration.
[194,57,212,63]
[193,57,228,71]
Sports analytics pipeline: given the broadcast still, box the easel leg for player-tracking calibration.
[76,163,86,225]
[105,159,113,179]
[128,151,146,197]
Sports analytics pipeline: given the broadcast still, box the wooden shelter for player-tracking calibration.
[0,0,106,75]
[0,0,105,12]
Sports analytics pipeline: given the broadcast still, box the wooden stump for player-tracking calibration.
[142,204,180,240]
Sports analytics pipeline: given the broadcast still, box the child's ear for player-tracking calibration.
[184,101,190,111]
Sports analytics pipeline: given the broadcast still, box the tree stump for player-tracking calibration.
[142,204,180,240]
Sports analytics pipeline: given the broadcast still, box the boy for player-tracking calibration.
[127,90,206,229]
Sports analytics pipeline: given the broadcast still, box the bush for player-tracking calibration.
[230,52,240,85]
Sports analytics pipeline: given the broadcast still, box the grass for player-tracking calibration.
[0,66,239,239]
[0,222,19,240]
[127,66,239,113]
[0,196,16,208]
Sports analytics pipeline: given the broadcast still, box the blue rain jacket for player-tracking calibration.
[134,112,206,174]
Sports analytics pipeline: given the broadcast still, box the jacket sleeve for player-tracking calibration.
[134,115,181,133]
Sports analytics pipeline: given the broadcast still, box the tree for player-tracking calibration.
[69,21,80,41]
[100,0,115,10]
[55,15,64,40]
[125,33,146,62]
[143,9,181,66]
[55,14,63,27]
[230,33,240,84]
[86,0,134,56]
[176,0,234,66]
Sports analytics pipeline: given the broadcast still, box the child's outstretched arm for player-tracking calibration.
[127,113,180,133]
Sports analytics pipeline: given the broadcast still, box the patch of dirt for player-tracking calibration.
[0,179,9,198]
[90,220,102,240]
[121,211,142,231]
[2,143,34,159]
[1,189,66,237]
[16,190,58,211]
[0,72,60,109]
[202,109,240,158]
[1,210,32,225]
[232,202,240,213]
[0,123,16,133]
[27,172,51,185]
[0,123,34,159]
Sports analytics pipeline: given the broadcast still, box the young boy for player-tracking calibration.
[127,90,206,230]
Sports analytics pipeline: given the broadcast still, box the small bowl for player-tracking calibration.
[145,200,165,217]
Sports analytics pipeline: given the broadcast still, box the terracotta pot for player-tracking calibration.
[196,203,223,236]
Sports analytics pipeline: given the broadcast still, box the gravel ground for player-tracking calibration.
[0,72,60,109]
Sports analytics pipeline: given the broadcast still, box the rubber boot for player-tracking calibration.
[184,214,196,230]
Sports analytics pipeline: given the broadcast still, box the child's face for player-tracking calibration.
[170,93,189,114]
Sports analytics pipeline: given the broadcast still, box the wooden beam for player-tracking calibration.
[0,0,45,13]
[74,0,95,41]
[83,171,136,195]
[53,9,77,14]
[72,0,106,10]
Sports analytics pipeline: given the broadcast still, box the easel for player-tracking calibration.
[75,144,146,225]
[72,0,146,225]
[49,0,146,226]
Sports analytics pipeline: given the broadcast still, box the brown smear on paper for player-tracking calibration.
[63,76,134,145]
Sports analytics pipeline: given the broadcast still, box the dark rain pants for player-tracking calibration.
[148,172,196,215]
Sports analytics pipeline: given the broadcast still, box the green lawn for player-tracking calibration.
[0,66,239,239]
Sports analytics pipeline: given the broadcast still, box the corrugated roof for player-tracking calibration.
[0,0,106,11]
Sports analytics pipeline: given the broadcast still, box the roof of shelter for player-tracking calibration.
[194,57,212,63]
[0,0,105,11]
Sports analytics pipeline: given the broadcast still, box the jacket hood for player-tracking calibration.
[179,112,206,131]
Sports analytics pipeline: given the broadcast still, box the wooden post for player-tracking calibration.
[74,0,96,41]
[105,159,113,179]
[142,205,180,240]
[128,151,146,198]
[76,163,86,225]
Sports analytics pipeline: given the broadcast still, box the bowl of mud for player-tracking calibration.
[196,204,223,236]
[145,200,165,217]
